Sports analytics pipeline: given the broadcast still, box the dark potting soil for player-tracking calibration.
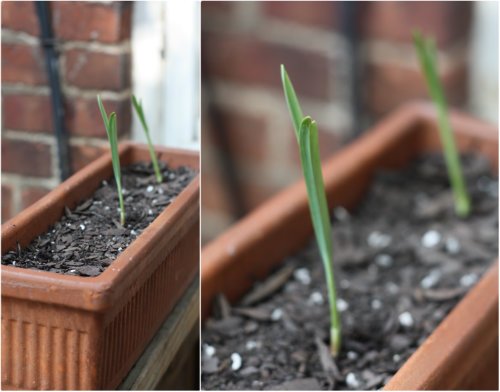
[201,153,498,391]
[2,162,195,277]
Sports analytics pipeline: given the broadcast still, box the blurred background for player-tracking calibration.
[1,1,200,223]
[201,1,499,243]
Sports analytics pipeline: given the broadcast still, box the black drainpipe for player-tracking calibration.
[35,1,72,180]
[340,1,362,139]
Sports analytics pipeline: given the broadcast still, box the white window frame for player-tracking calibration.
[131,1,200,150]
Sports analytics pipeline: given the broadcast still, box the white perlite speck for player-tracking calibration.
[398,312,414,327]
[386,282,399,294]
[293,268,311,285]
[333,206,350,222]
[375,254,393,268]
[460,273,478,287]
[445,236,461,254]
[131,230,137,236]
[79,224,85,231]
[271,308,283,321]
[371,299,382,310]
[230,353,242,371]
[393,354,401,362]
[421,230,441,248]
[308,291,324,305]
[420,269,441,289]
[336,298,349,312]
[347,351,358,360]
[245,340,260,350]
[203,344,216,358]
[146,185,154,192]
[346,373,360,389]
[367,231,392,248]
[340,279,350,289]
[148,209,153,215]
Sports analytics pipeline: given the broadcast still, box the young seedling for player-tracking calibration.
[281,65,341,357]
[131,95,163,183]
[413,31,471,217]
[97,95,126,226]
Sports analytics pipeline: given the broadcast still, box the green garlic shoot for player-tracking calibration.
[281,65,341,356]
[413,31,471,217]
[97,95,125,226]
[132,95,163,183]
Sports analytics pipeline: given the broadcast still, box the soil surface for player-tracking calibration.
[201,153,498,390]
[2,162,195,277]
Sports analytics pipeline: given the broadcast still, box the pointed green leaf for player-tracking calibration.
[108,113,120,182]
[282,66,341,355]
[97,98,125,225]
[131,95,163,183]
[97,95,110,135]
[132,94,149,133]
[413,31,470,217]
[281,64,304,140]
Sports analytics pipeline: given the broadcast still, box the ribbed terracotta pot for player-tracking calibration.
[2,142,199,390]
[201,102,498,390]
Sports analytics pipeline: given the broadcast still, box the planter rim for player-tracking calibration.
[1,141,199,311]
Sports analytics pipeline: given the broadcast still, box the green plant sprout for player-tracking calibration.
[132,95,163,183]
[413,31,471,217]
[281,65,341,357]
[97,95,126,226]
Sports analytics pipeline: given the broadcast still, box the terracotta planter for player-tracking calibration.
[201,102,498,390]
[2,142,199,390]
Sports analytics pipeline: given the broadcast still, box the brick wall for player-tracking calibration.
[1,1,132,222]
[201,1,472,242]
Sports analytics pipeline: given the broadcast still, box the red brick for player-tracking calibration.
[2,43,47,86]
[2,94,53,133]
[364,62,467,117]
[52,2,131,43]
[70,144,106,172]
[359,2,472,47]
[2,184,13,222]
[208,108,268,161]
[65,97,131,138]
[1,1,39,36]
[1,138,52,177]
[64,49,130,91]
[202,32,332,99]
[21,186,50,210]
[263,2,339,30]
